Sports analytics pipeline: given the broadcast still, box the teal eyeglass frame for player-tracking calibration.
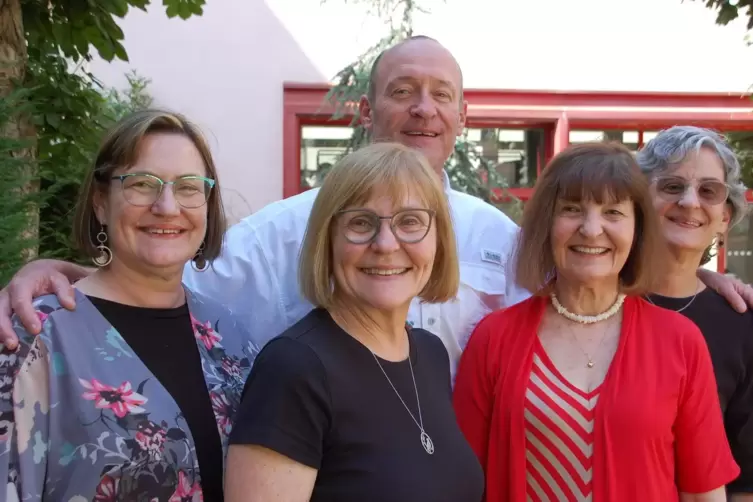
[111,173,216,208]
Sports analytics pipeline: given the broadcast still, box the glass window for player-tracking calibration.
[300,126,353,190]
[725,212,753,283]
[301,126,545,194]
[569,130,640,151]
[448,128,545,189]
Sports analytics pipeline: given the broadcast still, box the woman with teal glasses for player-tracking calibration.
[0,109,261,501]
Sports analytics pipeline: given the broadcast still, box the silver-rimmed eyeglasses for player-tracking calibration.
[654,176,729,206]
[111,173,216,209]
[336,208,435,245]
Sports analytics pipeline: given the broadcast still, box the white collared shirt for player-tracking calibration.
[183,172,532,379]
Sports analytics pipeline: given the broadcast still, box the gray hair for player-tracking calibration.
[636,125,748,228]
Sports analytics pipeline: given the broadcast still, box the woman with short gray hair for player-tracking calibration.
[637,125,753,498]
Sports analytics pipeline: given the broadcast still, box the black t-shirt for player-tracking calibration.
[646,288,753,494]
[88,296,224,502]
[230,307,484,502]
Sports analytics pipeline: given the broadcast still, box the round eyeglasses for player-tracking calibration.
[654,176,729,206]
[337,208,435,245]
[111,173,216,209]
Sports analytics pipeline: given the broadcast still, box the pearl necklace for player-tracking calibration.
[550,292,626,325]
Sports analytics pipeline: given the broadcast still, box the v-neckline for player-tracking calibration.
[529,296,633,408]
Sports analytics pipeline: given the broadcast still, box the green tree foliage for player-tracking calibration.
[0,0,203,285]
[322,0,516,206]
[0,88,39,286]
[687,0,753,29]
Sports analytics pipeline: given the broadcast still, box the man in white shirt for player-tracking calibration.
[181,36,529,378]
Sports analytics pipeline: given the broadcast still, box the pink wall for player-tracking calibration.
[90,0,327,223]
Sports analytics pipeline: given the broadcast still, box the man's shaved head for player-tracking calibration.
[366,36,464,104]
[359,35,467,174]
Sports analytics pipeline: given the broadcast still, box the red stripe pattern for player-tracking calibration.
[524,343,600,501]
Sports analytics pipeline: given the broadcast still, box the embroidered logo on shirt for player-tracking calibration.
[481,249,503,265]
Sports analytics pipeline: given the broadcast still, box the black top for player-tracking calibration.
[230,307,484,502]
[646,288,753,494]
[88,296,224,502]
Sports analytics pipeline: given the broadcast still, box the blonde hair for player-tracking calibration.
[299,142,459,309]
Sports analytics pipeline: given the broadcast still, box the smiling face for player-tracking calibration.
[359,38,467,175]
[94,132,210,276]
[331,186,437,314]
[551,198,636,288]
[650,147,731,259]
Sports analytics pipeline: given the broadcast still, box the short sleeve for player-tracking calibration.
[0,318,52,501]
[229,337,331,469]
[674,323,741,493]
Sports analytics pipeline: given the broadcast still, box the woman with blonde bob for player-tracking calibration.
[226,142,484,502]
[454,142,739,501]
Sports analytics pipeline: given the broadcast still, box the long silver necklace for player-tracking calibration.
[370,351,434,455]
[644,280,700,313]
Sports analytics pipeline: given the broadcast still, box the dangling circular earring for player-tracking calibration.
[191,241,208,272]
[93,225,113,267]
[717,233,726,248]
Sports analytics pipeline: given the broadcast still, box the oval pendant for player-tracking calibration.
[420,431,434,455]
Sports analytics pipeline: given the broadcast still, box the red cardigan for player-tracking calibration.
[453,295,739,502]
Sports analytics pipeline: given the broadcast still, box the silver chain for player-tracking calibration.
[370,351,425,434]
[644,280,701,313]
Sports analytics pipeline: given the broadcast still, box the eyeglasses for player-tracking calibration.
[654,176,729,206]
[336,208,435,245]
[111,173,216,209]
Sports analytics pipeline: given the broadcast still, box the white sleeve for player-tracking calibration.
[183,219,289,347]
[503,226,532,308]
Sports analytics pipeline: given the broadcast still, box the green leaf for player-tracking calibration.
[165,3,180,18]
[105,0,130,17]
[45,114,60,129]
[113,42,129,62]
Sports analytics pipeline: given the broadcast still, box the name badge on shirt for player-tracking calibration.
[481,249,503,266]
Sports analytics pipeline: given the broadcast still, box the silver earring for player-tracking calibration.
[191,242,208,272]
[93,225,113,267]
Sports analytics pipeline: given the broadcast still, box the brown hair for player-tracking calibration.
[299,142,459,309]
[72,109,226,268]
[515,142,664,296]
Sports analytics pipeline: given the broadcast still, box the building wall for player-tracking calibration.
[89,0,753,222]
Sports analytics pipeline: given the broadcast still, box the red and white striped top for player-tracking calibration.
[524,340,601,502]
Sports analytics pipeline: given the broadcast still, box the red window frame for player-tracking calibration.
[284,83,753,273]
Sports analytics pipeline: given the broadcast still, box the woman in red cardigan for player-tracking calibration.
[453,142,740,502]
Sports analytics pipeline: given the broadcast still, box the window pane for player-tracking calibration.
[569,130,640,151]
[448,128,545,189]
[726,211,753,283]
[300,126,353,190]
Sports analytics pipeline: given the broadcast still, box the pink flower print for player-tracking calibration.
[35,310,49,324]
[94,474,120,501]
[135,420,166,460]
[210,391,232,434]
[80,379,147,418]
[169,471,203,502]
[191,315,222,350]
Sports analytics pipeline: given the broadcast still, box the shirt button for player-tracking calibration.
[428,318,436,326]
